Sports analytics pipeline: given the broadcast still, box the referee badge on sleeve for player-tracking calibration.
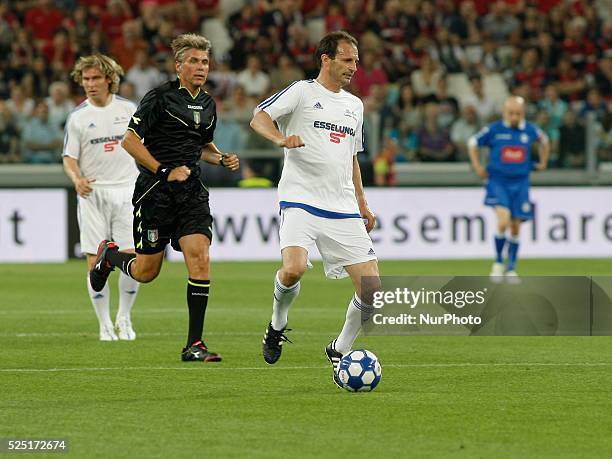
[147,229,159,242]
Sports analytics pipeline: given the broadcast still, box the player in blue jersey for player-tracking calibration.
[468,96,549,281]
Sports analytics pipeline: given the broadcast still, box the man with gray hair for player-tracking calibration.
[89,33,239,362]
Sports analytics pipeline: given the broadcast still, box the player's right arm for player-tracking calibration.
[63,156,95,197]
[62,110,95,197]
[249,110,305,148]
[467,125,492,179]
[250,81,305,148]
[123,88,190,182]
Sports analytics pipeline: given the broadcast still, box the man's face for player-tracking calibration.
[504,102,524,128]
[326,41,359,88]
[81,67,111,102]
[176,48,210,88]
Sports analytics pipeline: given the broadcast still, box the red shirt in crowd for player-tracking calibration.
[25,6,64,43]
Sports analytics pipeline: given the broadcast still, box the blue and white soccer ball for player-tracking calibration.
[337,349,382,392]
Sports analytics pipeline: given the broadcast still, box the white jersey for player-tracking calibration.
[63,95,138,186]
[255,79,364,216]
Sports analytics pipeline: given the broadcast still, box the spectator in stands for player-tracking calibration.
[593,57,612,98]
[421,76,459,128]
[100,0,132,41]
[6,84,34,132]
[238,160,274,188]
[126,49,165,101]
[65,5,93,55]
[21,100,63,164]
[579,88,608,122]
[351,50,388,98]
[465,74,498,123]
[269,54,304,93]
[429,26,467,74]
[25,0,64,48]
[536,110,560,160]
[562,16,596,73]
[236,54,270,99]
[111,20,148,72]
[411,54,442,98]
[451,104,479,161]
[373,135,398,186]
[514,48,546,101]
[28,56,53,99]
[417,103,455,161]
[558,110,586,168]
[539,84,568,130]
[46,81,74,129]
[286,24,317,79]
[536,31,560,72]
[0,100,19,163]
[482,1,520,43]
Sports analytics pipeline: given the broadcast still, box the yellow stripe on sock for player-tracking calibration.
[188,280,210,287]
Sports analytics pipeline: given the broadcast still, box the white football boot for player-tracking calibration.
[489,262,505,283]
[116,316,136,341]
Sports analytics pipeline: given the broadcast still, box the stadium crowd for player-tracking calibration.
[0,0,611,185]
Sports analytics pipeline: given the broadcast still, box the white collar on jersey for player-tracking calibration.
[503,120,526,130]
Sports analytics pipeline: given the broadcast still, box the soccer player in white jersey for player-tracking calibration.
[63,54,141,341]
[250,31,380,387]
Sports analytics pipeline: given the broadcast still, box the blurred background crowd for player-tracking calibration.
[0,0,611,186]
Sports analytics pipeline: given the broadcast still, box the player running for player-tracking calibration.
[250,31,380,387]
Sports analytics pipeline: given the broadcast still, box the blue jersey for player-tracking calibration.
[470,120,547,178]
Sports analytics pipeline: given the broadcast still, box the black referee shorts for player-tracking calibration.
[132,173,213,255]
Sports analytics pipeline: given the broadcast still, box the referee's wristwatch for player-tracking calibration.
[219,154,227,167]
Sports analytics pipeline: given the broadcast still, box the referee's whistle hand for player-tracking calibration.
[279,135,305,149]
[168,166,191,182]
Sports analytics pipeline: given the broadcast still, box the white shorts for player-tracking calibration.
[77,184,135,254]
[279,207,377,279]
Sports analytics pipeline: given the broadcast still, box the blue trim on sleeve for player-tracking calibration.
[280,201,361,219]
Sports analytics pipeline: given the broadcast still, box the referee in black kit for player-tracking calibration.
[89,33,239,362]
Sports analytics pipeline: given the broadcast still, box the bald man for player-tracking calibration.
[468,96,550,281]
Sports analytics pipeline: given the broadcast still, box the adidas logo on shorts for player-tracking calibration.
[368,248,375,255]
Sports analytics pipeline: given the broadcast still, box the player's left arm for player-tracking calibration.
[352,156,376,233]
[200,142,239,171]
[534,127,550,171]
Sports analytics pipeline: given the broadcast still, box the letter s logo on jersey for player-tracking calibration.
[501,145,526,163]
[329,132,347,144]
[104,139,119,152]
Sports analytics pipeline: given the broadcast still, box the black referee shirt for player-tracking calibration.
[127,79,217,171]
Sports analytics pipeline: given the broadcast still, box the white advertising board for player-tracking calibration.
[166,187,612,261]
[0,189,67,262]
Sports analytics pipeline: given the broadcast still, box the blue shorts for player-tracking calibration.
[484,175,533,220]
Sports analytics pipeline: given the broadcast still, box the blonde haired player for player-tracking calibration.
[63,54,140,341]
[250,31,380,387]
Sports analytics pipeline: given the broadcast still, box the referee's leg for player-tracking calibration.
[179,234,222,361]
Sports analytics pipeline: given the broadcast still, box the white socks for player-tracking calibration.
[271,271,300,330]
[86,274,112,328]
[116,271,139,321]
[335,294,373,355]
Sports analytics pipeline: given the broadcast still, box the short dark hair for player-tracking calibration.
[314,31,358,69]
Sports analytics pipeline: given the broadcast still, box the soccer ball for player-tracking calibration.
[337,349,382,392]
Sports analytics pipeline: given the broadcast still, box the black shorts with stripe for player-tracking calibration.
[132,172,213,254]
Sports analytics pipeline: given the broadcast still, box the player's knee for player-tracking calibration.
[360,276,382,306]
[281,265,306,284]
[137,265,161,283]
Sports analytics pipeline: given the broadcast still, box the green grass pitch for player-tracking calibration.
[1,259,612,458]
